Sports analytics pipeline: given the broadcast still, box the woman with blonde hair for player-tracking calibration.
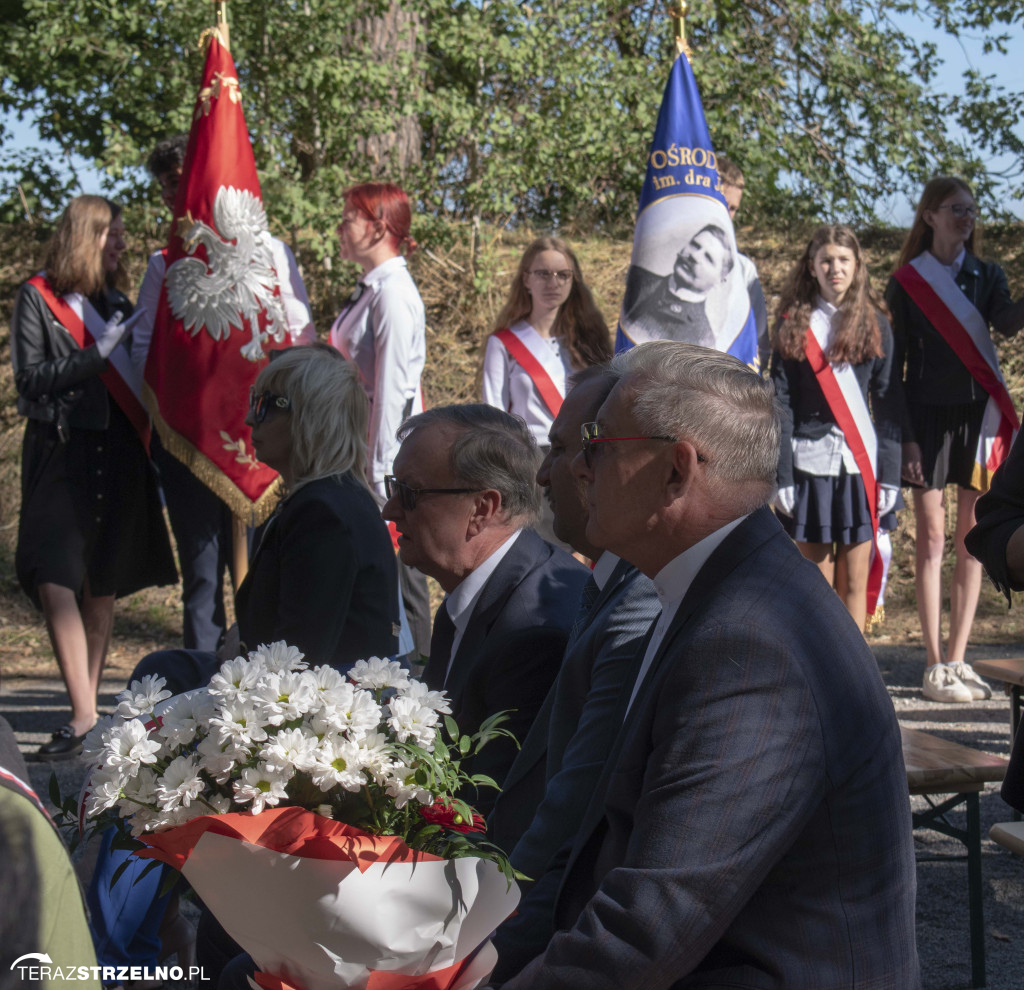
[887,176,1024,702]
[11,195,175,759]
[770,225,899,631]
[482,236,611,542]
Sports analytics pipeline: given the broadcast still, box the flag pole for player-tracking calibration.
[669,0,691,59]
[214,1,230,48]
[210,0,248,589]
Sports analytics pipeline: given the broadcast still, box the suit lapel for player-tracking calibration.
[443,529,551,702]
[556,508,785,906]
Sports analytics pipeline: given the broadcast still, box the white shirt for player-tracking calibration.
[481,320,576,445]
[438,529,523,682]
[591,551,619,592]
[790,299,860,478]
[625,516,747,716]
[329,256,426,496]
[131,240,315,383]
[927,247,965,281]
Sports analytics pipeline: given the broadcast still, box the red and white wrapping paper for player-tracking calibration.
[135,807,519,990]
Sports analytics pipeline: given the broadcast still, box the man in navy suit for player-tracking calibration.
[501,342,919,989]
[487,366,660,981]
[383,404,590,815]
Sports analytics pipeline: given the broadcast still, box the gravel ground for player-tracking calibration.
[3,642,1024,990]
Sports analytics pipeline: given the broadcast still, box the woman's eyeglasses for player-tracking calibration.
[383,475,483,512]
[249,387,292,424]
[936,204,977,219]
[579,421,685,469]
[528,269,573,285]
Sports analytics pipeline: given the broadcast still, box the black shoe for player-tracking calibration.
[36,724,88,760]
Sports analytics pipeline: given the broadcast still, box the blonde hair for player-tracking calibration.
[255,344,370,491]
[43,195,111,297]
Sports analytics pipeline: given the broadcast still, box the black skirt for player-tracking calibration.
[16,402,177,606]
[908,399,988,491]
[782,466,875,546]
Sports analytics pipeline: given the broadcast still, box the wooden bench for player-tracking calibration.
[990,820,1024,856]
[901,726,1008,989]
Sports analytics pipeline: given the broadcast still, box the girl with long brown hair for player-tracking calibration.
[887,176,1024,702]
[770,225,899,631]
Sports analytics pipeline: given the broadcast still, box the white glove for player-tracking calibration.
[877,484,899,517]
[95,308,146,359]
[774,485,796,516]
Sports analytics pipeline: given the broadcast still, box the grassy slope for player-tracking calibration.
[0,220,1022,679]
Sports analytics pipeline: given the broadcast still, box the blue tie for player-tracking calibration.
[424,600,455,690]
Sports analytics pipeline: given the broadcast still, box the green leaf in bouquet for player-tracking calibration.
[469,774,499,790]
[443,715,460,741]
[458,734,472,756]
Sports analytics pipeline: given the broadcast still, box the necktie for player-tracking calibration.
[567,576,600,648]
[423,600,456,690]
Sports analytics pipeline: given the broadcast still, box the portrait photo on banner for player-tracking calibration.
[620,192,750,352]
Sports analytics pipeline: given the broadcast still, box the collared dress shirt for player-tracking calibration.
[329,255,426,496]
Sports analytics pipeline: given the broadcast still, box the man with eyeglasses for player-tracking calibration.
[382,404,590,815]
[497,342,918,989]
[621,223,734,348]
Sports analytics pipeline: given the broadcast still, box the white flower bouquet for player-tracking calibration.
[61,642,521,990]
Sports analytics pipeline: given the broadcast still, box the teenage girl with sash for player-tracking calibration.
[887,176,1024,703]
[481,237,610,544]
[770,225,899,633]
[10,196,175,758]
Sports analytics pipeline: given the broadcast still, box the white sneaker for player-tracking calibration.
[948,661,993,701]
[922,664,974,703]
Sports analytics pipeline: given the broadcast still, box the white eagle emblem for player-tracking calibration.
[165,186,288,361]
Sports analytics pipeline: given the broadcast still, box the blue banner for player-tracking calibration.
[616,52,759,369]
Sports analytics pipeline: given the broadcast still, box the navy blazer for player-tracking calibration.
[235,474,398,670]
[428,528,590,818]
[504,507,919,989]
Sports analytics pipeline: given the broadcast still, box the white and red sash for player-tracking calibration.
[893,254,1019,490]
[29,275,151,451]
[494,324,565,419]
[804,308,884,614]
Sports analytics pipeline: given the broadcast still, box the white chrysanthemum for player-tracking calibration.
[129,807,163,837]
[206,792,233,815]
[119,767,159,816]
[82,714,119,759]
[309,737,370,792]
[158,691,217,748]
[310,689,382,742]
[308,665,357,709]
[197,733,250,782]
[85,766,126,816]
[384,766,433,809]
[349,656,410,692]
[233,763,292,814]
[208,658,263,702]
[387,696,440,749]
[260,727,318,773]
[104,720,163,773]
[252,671,317,725]
[355,730,395,783]
[155,755,204,811]
[210,699,271,746]
[397,678,452,714]
[250,641,307,673]
[115,675,172,719]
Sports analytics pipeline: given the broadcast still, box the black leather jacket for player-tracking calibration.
[885,254,1016,422]
[10,281,130,435]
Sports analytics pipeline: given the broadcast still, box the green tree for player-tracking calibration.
[0,0,1021,238]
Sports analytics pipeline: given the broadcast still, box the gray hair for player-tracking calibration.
[611,342,779,512]
[397,404,541,523]
[255,343,370,491]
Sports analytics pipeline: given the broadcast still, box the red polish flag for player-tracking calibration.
[143,29,292,523]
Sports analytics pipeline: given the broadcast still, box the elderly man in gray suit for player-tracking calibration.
[487,366,660,981]
[500,342,919,989]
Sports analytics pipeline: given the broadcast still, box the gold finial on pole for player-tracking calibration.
[668,0,691,59]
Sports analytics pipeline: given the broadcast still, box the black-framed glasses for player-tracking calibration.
[579,421,685,469]
[528,269,573,285]
[936,203,977,219]
[248,387,291,424]
[384,475,483,512]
